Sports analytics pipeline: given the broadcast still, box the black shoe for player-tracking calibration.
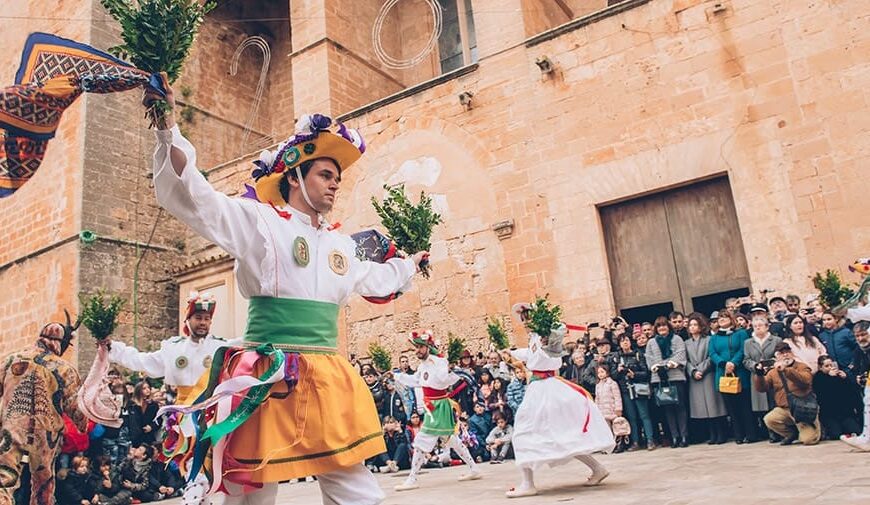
[780,434,798,446]
[707,439,716,445]
[741,437,753,444]
[735,438,745,445]
[671,438,680,449]
[680,438,689,448]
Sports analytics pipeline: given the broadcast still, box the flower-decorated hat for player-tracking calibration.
[849,258,870,274]
[183,291,216,336]
[408,330,439,355]
[246,113,366,207]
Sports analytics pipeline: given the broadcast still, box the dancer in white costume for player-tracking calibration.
[505,303,615,498]
[393,331,482,491]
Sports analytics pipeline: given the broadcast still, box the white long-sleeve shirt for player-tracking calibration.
[109,335,227,387]
[510,332,563,372]
[151,126,416,305]
[394,354,458,392]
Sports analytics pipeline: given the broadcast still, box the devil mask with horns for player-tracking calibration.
[37,309,81,356]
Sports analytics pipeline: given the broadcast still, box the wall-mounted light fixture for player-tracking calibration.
[535,56,555,75]
[459,91,474,110]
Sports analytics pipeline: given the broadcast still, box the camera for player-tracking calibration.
[755,359,775,376]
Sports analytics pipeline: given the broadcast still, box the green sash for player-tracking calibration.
[421,398,457,436]
[243,296,339,354]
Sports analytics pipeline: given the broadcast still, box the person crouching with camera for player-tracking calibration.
[754,342,821,445]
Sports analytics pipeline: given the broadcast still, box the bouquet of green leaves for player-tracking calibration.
[447,333,466,364]
[486,317,510,350]
[526,295,563,337]
[368,341,392,373]
[79,290,126,341]
[812,269,855,310]
[371,184,442,278]
[100,0,217,124]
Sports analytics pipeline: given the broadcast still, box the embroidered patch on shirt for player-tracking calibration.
[175,356,189,369]
[293,236,310,267]
[329,250,349,276]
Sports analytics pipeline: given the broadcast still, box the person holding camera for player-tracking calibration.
[710,310,757,444]
[645,317,689,448]
[614,334,655,450]
[743,309,782,442]
[754,342,820,445]
[685,313,728,445]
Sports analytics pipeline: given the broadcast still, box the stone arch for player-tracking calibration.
[336,116,511,356]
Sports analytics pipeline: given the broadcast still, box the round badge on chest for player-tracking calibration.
[423,371,429,381]
[175,356,189,369]
[329,250,349,275]
[293,236,310,267]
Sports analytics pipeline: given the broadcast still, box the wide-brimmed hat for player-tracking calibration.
[246,114,365,206]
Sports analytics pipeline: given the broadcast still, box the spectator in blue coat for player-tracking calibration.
[709,310,757,444]
[468,402,492,462]
[818,312,857,371]
[506,368,527,413]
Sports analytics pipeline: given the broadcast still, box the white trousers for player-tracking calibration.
[217,464,383,505]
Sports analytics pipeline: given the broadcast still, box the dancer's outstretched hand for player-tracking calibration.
[412,251,430,272]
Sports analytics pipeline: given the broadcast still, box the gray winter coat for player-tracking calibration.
[645,335,687,384]
[742,333,781,412]
[685,336,726,419]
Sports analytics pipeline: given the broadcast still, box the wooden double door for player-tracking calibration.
[600,177,751,322]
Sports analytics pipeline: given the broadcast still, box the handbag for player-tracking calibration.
[778,369,819,425]
[717,333,742,394]
[623,353,651,398]
[630,382,651,398]
[654,381,679,406]
[718,372,742,394]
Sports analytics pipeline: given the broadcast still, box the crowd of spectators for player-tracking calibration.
[52,293,868,503]
[357,293,868,476]
[51,372,186,505]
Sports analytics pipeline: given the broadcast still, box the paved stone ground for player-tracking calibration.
[174,441,868,505]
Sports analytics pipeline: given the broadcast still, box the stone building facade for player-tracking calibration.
[1,0,868,367]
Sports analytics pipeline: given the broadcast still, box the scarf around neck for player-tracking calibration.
[655,333,674,359]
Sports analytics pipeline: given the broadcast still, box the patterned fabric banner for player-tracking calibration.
[1,32,151,197]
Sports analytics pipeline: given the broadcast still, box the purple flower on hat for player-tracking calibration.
[310,113,332,131]
[337,123,366,154]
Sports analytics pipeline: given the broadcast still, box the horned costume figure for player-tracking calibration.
[0,313,86,505]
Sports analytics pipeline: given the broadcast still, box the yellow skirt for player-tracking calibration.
[222,353,385,482]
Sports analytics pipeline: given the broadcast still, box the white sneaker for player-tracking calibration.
[506,486,538,498]
[394,479,420,492]
[458,470,482,482]
[841,434,870,452]
[584,470,609,486]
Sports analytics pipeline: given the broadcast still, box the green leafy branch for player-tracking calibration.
[812,269,855,310]
[368,341,392,373]
[447,333,465,364]
[527,295,563,337]
[100,0,217,125]
[371,184,442,278]
[486,317,510,350]
[79,290,126,341]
